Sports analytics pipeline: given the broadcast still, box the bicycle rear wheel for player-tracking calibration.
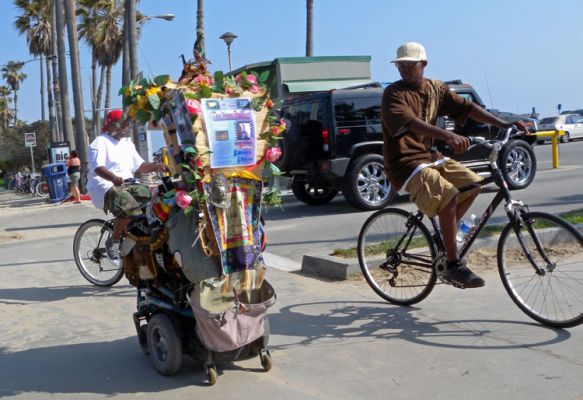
[35,180,49,197]
[358,208,437,305]
[73,219,124,287]
[498,211,583,328]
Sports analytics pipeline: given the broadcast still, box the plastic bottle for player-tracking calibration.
[456,214,477,244]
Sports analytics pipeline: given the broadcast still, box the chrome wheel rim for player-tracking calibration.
[357,161,391,205]
[505,146,533,186]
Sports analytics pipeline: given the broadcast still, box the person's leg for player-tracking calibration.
[113,217,131,241]
[438,198,459,262]
[73,184,81,202]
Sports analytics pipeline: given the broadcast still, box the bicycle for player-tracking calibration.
[72,177,165,286]
[73,218,125,286]
[358,128,583,328]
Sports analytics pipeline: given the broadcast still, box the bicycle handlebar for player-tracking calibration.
[467,127,517,150]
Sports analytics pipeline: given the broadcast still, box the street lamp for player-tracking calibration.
[219,32,238,72]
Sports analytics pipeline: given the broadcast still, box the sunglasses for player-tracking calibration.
[396,61,420,68]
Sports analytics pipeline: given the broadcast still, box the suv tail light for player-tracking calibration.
[322,128,330,152]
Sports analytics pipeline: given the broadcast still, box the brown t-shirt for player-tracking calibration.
[381,79,472,190]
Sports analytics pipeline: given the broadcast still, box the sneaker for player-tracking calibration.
[443,260,485,288]
[105,236,121,261]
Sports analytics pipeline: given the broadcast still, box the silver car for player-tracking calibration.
[537,114,583,143]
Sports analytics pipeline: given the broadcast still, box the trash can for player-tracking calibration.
[42,163,68,203]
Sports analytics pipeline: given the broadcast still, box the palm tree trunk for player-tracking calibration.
[196,0,204,53]
[13,90,19,126]
[54,0,74,145]
[63,0,88,166]
[96,64,105,132]
[46,56,57,142]
[40,55,46,121]
[104,64,112,120]
[91,52,98,138]
[50,3,63,142]
[306,0,313,57]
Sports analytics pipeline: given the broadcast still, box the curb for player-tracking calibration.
[301,223,583,280]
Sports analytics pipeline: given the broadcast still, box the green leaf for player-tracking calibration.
[140,78,150,88]
[258,70,270,83]
[251,97,264,111]
[154,75,170,86]
[152,108,161,122]
[269,162,282,176]
[200,86,212,98]
[213,71,224,83]
[271,135,283,140]
[118,85,128,96]
[148,94,161,110]
[136,108,151,124]
[122,96,134,107]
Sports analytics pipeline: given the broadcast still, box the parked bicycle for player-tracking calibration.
[358,128,583,328]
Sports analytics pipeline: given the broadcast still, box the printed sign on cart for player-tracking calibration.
[24,132,36,147]
[201,98,256,168]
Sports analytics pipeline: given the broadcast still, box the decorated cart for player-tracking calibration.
[118,57,283,385]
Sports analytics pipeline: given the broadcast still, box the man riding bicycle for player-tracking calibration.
[86,110,166,248]
[381,42,529,288]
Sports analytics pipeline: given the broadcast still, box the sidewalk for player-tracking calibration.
[0,188,102,244]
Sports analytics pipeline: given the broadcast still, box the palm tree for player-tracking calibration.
[54,0,74,145]
[78,0,106,134]
[84,0,124,120]
[1,61,28,126]
[0,86,14,134]
[306,0,313,57]
[13,0,56,137]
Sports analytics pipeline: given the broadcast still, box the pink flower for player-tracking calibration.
[175,190,193,209]
[194,74,213,87]
[246,74,257,84]
[270,125,280,136]
[279,118,287,131]
[185,98,202,116]
[249,84,260,94]
[265,146,282,162]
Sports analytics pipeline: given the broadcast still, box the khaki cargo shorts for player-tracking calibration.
[404,159,482,218]
[104,184,151,218]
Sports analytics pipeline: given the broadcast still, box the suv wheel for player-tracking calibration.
[291,178,338,205]
[342,154,398,211]
[498,139,537,190]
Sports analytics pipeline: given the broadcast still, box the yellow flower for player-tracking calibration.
[136,95,148,109]
[145,86,161,97]
[128,104,138,118]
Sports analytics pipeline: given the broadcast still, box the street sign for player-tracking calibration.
[48,141,70,163]
[24,132,36,147]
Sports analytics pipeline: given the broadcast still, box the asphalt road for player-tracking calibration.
[265,140,583,263]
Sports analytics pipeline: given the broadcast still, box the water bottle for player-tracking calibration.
[456,214,477,244]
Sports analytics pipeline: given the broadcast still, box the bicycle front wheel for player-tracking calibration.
[498,211,583,328]
[35,180,49,197]
[73,219,124,287]
[358,208,437,305]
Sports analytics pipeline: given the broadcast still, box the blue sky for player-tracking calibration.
[1,0,582,123]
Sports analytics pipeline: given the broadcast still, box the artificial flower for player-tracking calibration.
[265,147,282,162]
[175,190,193,209]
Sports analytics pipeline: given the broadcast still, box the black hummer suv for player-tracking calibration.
[277,81,537,211]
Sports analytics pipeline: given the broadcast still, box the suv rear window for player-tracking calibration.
[539,117,558,124]
[281,99,329,132]
[334,97,381,128]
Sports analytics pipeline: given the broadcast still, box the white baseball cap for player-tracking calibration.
[391,42,427,63]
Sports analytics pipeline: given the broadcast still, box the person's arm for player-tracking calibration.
[136,162,167,174]
[94,166,124,186]
[407,118,471,153]
[468,103,529,134]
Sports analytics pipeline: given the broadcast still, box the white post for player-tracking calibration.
[30,146,35,173]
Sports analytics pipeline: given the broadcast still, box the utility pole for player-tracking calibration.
[125,0,140,147]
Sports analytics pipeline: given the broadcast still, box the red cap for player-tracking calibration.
[103,109,123,131]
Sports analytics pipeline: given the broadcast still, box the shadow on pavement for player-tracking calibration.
[269,301,570,351]
[0,285,135,304]
[5,222,80,232]
[0,338,216,396]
